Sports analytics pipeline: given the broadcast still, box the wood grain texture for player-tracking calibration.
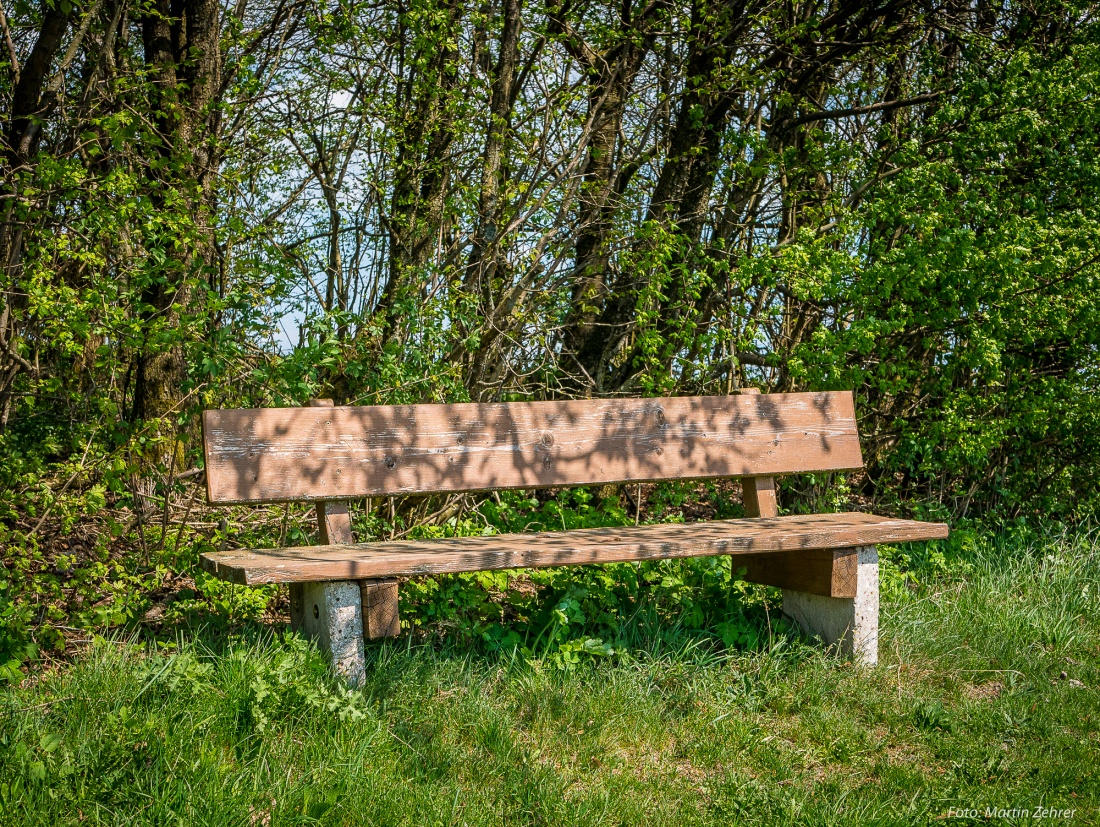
[200,512,946,585]
[735,548,862,598]
[360,579,400,639]
[742,476,778,519]
[737,390,780,519]
[202,392,863,504]
[308,400,357,545]
[315,501,355,545]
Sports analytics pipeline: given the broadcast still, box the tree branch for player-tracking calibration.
[778,90,947,130]
[0,0,18,85]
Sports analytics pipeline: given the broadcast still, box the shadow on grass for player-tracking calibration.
[3,527,1096,826]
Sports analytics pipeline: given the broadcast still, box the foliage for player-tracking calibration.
[0,481,777,680]
[789,38,1100,518]
[2,0,1098,521]
[2,0,1100,677]
[395,488,782,670]
[0,526,1096,824]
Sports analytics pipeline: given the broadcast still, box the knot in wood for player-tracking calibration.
[385,456,397,470]
[540,432,554,447]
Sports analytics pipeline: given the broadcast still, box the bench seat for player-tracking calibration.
[201,512,947,586]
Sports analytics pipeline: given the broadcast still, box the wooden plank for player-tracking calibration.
[743,476,778,518]
[202,392,863,504]
[308,399,357,544]
[315,501,354,544]
[734,548,860,598]
[738,391,780,520]
[200,512,946,585]
[733,388,831,595]
[360,578,400,639]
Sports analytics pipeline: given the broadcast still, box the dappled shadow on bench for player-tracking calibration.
[202,512,947,585]
[202,392,863,506]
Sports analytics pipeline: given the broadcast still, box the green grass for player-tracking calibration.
[1,527,1098,825]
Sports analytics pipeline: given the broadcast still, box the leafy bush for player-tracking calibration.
[396,488,790,670]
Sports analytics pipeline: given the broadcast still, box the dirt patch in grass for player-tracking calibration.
[962,681,1003,701]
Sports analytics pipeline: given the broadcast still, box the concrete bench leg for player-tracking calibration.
[289,581,366,687]
[781,545,879,665]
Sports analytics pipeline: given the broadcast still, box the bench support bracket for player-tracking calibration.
[360,578,400,639]
[781,545,878,665]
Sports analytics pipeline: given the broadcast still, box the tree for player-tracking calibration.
[1,0,1098,519]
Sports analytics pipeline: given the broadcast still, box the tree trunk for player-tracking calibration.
[462,0,522,397]
[130,0,222,502]
[0,4,71,431]
[375,0,463,345]
[553,1,666,394]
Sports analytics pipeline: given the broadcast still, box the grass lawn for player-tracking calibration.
[1,528,1097,826]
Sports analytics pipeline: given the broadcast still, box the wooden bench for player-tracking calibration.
[199,391,947,683]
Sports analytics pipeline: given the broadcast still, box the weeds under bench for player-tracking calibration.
[199,391,947,683]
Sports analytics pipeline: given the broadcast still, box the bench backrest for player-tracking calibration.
[202,392,863,505]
